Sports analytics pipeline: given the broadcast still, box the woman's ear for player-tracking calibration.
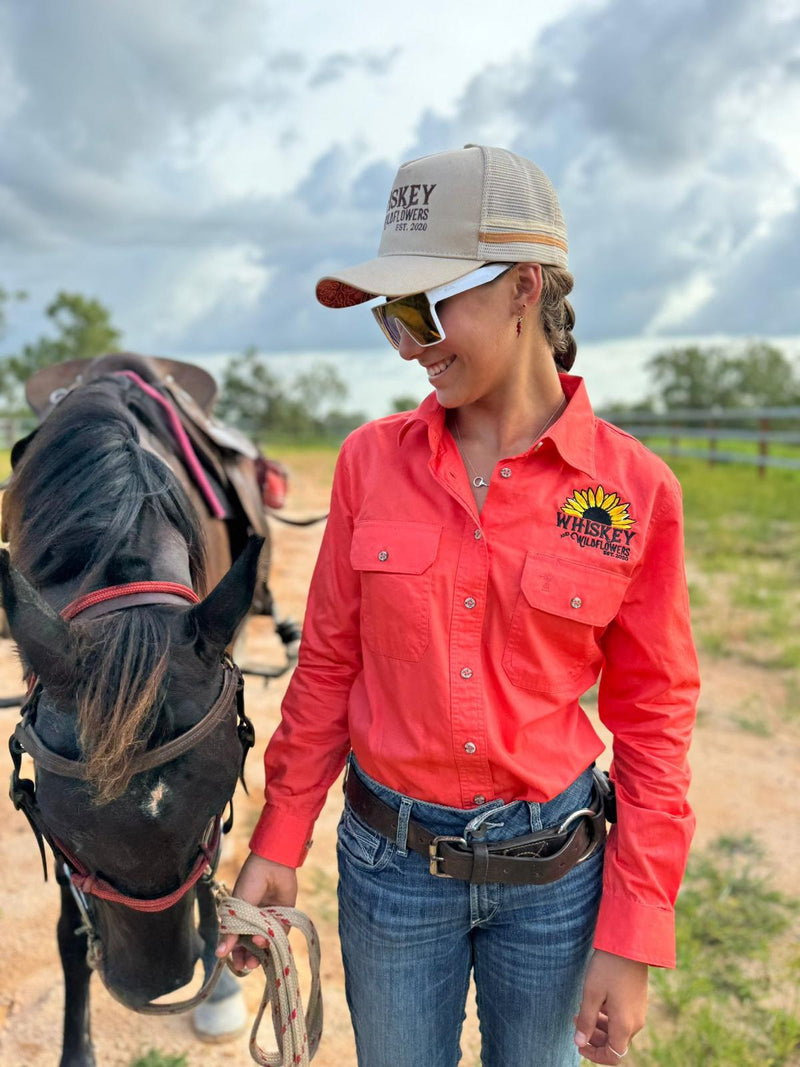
[513,263,543,309]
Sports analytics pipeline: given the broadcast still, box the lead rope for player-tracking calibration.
[83,888,323,1065]
[217,894,323,1066]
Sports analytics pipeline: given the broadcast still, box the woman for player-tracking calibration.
[219,145,699,1066]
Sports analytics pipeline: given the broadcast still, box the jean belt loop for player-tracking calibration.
[395,798,413,857]
[528,800,543,832]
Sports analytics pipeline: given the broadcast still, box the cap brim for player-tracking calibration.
[316,255,487,308]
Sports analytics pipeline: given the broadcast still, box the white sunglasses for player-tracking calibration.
[372,263,513,349]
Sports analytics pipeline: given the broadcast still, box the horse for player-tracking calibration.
[1,366,267,1067]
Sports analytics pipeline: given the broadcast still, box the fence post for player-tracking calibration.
[708,417,717,466]
[758,417,769,479]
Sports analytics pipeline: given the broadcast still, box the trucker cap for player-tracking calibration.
[316,144,568,308]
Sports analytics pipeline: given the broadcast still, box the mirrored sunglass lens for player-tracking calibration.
[387,297,441,346]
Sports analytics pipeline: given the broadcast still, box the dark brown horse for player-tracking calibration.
[1,363,270,1066]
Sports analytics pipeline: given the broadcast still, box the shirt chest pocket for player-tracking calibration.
[351,520,442,662]
[503,552,629,693]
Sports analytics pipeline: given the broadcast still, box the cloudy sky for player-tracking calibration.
[1,0,798,415]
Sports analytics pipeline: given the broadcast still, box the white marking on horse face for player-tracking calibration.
[143,779,169,818]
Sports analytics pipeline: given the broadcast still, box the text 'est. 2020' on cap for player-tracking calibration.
[316,144,568,309]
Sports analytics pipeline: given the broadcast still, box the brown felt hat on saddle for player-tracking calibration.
[25,353,218,418]
[316,144,568,307]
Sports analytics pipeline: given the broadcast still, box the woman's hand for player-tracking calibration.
[574,950,648,1063]
[216,852,298,972]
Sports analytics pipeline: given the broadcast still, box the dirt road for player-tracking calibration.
[1,454,798,1066]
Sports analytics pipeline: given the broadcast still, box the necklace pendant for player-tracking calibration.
[473,475,489,488]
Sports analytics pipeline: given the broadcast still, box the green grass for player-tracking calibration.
[666,460,800,686]
[638,837,800,1067]
[640,433,800,463]
[129,1052,188,1067]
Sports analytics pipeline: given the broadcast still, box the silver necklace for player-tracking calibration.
[453,398,566,489]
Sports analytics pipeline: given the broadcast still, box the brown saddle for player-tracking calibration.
[20,351,270,563]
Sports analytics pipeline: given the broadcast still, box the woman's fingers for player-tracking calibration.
[215,852,299,963]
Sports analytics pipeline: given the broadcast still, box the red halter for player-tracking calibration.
[62,581,199,621]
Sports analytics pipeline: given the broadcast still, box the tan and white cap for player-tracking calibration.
[316,144,568,308]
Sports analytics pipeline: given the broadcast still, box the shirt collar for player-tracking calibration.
[397,374,597,479]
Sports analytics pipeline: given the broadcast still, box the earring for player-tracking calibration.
[516,305,526,337]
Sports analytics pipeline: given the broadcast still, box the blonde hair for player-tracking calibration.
[539,266,576,371]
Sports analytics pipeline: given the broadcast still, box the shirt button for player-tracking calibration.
[474,529,482,540]
[570,596,582,609]
[500,467,511,478]
[464,742,476,754]
[377,550,389,561]
[464,597,476,609]
[473,794,486,805]
[460,667,473,679]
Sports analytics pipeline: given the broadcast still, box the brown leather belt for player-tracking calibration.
[344,768,606,886]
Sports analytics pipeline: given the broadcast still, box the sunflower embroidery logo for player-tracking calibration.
[556,485,637,559]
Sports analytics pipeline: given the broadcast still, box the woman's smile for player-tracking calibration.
[424,355,455,379]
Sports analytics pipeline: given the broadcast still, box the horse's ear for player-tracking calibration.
[186,535,264,653]
[0,550,75,691]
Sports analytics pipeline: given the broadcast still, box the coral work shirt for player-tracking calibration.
[251,374,699,968]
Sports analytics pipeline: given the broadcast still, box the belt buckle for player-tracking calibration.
[557,807,600,864]
[429,835,467,877]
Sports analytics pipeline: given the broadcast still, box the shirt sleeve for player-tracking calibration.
[594,477,699,968]
[249,441,361,867]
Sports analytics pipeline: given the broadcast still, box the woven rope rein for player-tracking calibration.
[218,895,323,1066]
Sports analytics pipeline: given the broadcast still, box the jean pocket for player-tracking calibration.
[337,804,396,872]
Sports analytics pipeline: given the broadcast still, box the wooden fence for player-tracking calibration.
[600,405,800,477]
[2,407,800,477]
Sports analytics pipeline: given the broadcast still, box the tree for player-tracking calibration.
[646,341,800,411]
[0,291,121,408]
[390,394,421,413]
[293,362,347,421]
[0,287,27,338]
[217,349,363,440]
[728,342,800,407]
[647,345,739,410]
[216,346,302,437]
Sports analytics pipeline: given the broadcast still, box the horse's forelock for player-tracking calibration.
[73,609,172,804]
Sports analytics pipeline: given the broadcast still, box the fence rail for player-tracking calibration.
[2,408,800,475]
[599,406,800,476]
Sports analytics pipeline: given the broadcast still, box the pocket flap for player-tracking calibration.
[519,553,628,627]
[351,521,442,574]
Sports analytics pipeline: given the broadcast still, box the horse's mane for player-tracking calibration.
[4,374,208,802]
[5,375,206,591]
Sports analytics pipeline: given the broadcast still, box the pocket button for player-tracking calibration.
[570,596,582,609]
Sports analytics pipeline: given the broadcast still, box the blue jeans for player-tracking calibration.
[337,759,604,1067]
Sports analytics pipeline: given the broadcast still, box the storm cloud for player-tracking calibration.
[0,0,797,379]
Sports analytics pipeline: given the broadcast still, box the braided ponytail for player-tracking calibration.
[539,266,577,372]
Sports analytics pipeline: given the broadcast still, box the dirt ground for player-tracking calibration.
[0,459,798,1067]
